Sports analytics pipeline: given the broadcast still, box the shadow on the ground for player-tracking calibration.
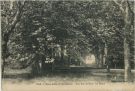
[2,71,126,82]
[3,68,135,82]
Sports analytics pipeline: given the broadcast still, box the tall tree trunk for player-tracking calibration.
[95,53,100,68]
[2,59,5,77]
[123,5,132,81]
[104,43,110,72]
[94,46,101,68]
[113,0,133,82]
[60,45,64,61]
[124,38,131,82]
[123,1,132,82]
[2,35,9,77]
[103,43,107,64]
[99,52,103,68]
[99,47,103,68]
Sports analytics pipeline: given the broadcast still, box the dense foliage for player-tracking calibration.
[1,0,134,71]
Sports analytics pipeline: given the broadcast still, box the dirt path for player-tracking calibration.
[2,67,135,91]
[2,80,135,91]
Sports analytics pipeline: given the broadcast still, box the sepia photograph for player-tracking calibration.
[1,0,135,91]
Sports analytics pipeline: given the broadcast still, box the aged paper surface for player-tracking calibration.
[1,0,135,91]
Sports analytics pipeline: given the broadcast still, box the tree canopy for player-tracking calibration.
[1,0,134,72]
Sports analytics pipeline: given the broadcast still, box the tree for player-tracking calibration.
[113,0,134,82]
[1,1,25,77]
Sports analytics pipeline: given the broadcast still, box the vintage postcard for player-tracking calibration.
[1,0,135,91]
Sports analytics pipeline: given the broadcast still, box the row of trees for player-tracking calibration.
[1,0,134,81]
